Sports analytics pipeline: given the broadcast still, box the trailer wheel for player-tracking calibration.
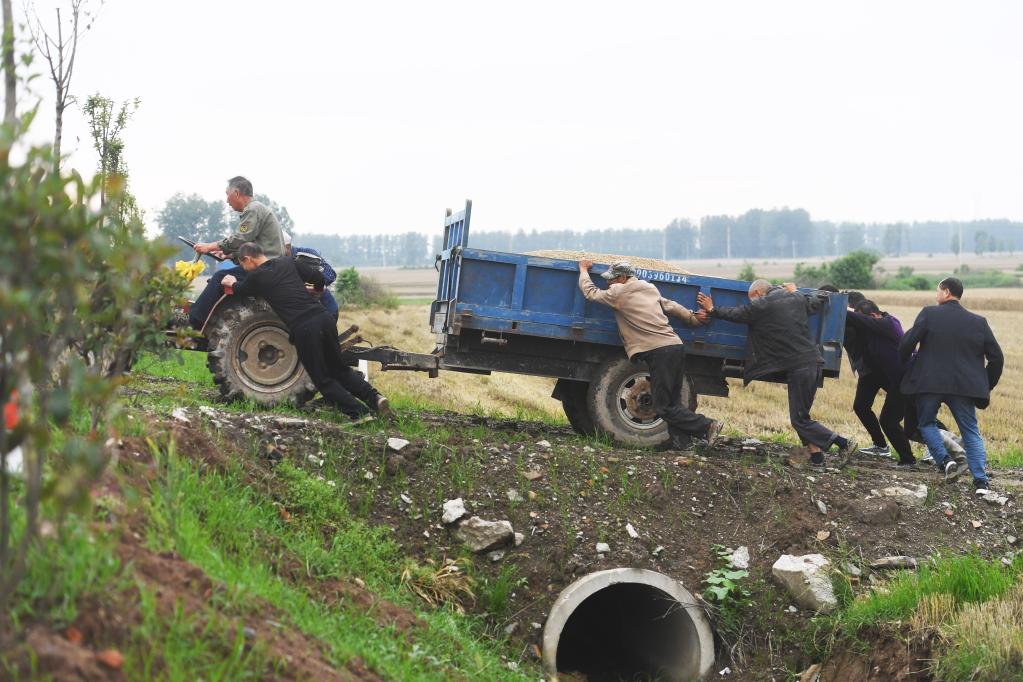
[554,379,597,436]
[586,355,697,447]
[205,297,316,405]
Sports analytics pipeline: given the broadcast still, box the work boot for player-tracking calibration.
[807,451,826,470]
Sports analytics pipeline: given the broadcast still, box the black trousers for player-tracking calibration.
[633,345,712,441]
[786,365,838,450]
[292,314,379,418]
[853,372,914,463]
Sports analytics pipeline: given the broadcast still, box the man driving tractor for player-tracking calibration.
[188,176,285,330]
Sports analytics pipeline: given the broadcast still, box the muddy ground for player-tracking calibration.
[7,389,1023,681]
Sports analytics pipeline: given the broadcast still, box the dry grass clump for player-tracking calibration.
[911,592,958,631]
[400,558,475,612]
[527,250,693,275]
[929,582,1023,681]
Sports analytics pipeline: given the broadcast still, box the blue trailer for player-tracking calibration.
[360,200,849,446]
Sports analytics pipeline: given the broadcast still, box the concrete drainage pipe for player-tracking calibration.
[543,568,715,681]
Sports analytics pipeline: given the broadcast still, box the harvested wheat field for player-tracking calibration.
[348,296,1021,462]
[526,250,693,274]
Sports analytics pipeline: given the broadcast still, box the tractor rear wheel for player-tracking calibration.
[205,297,316,406]
[585,354,697,447]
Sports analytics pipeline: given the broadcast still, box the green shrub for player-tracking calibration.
[333,267,399,309]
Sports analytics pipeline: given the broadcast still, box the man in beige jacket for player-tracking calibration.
[579,260,723,450]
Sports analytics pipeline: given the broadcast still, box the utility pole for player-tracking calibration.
[726,224,731,260]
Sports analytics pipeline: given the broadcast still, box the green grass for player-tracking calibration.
[133,350,211,383]
[144,437,533,680]
[834,554,1020,640]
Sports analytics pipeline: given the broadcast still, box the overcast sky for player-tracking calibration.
[22,0,1023,235]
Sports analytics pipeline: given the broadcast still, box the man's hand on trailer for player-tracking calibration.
[696,292,714,313]
[578,259,593,272]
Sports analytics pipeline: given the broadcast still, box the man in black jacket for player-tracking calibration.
[697,280,857,467]
[222,242,390,422]
[899,278,1003,492]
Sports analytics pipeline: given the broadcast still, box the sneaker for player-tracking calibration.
[375,394,393,418]
[942,460,961,482]
[808,451,826,469]
[350,414,376,426]
[921,446,933,464]
[896,459,919,468]
[705,420,724,446]
[974,480,991,497]
[859,444,891,457]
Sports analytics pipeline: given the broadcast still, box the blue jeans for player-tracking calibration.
[916,393,988,486]
[189,265,246,330]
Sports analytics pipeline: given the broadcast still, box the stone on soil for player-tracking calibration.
[870,556,917,570]
[455,516,515,552]
[771,554,837,613]
[441,498,468,525]
[870,484,927,507]
[729,546,750,570]
[596,542,611,554]
[387,437,410,451]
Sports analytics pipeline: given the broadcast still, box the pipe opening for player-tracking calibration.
[544,569,714,682]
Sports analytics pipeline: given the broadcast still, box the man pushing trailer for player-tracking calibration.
[697,280,858,468]
[578,260,724,451]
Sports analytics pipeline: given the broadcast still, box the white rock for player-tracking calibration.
[326,480,336,487]
[400,493,413,505]
[741,438,763,446]
[275,416,309,427]
[506,489,523,503]
[387,437,410,452]
[514,532,525,547]
[772,554,837,613]
[535,440,552,449]
[816,500,828,515]
[583,445,595,453]
[981,492,1010,506]
[2,446,23,477]
[871,484,928,507]
[307,454,324,466]
[596,542,611,554]
[199,406,218,418]
[363,471,374,480]
[730,546,750,570]
[171,408,190,423]
[442,498,468,525]
[488,550,506,562]
[455,516,515,552]
[625,523,639,539]
[652,545,665,557]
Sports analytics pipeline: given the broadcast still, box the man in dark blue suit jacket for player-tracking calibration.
[899,278,1004,493]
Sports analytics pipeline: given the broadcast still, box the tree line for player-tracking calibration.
[159,200,1023,268]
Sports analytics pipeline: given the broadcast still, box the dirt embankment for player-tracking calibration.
[144,406,1023,679]
[7,402,1021,680]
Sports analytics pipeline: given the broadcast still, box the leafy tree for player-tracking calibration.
[82,93,140,219]
[828,250,879,289]
[974,230,988,256]
[157,193,229,245]
[793,262,830,288]
[737,262,757,282]
[1,129,187,614]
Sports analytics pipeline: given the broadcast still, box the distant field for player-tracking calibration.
[347,295,1021,463]
[362,253,1023,299]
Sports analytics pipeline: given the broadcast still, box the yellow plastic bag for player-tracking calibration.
[175,259,206,282]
